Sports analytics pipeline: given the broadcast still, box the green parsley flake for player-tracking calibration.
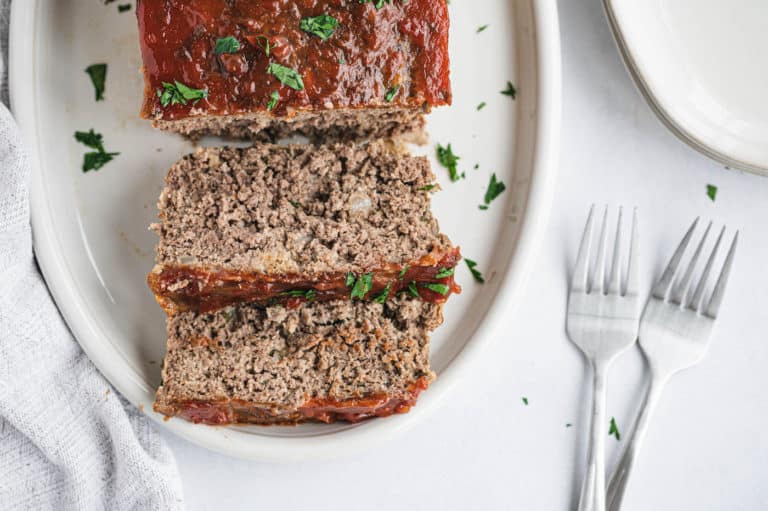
[82,151,119,172]
[435,267,455,278]
[436,143,461,182]
[418,184,436,192]
[465,258,485,283]
[85,63,107,101]
[398,265,409,279]
[501,81,517,98]
[609,417,621,440]
[522,397,529,405]
[385,85,400,102]
[74,129,119,173]
[706,184,718,202]
[300,14,339,41]
[215,36,241,55]
[424,283,450,295]
[280,289,317,301]
[350,272,373,299]
[254,36,272,56]
[267,63,304,90]
[267,91,279,111]
[477,102,487,111]
[157,81,208,107]
[408,281,420,298]
[118,4,131,12]
[373,283,392,304]
[479,173,506,209]
[75,129,105,150]
[346,272,356,287]
[477,24,489,33]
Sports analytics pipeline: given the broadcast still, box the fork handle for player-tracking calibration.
[578,362,609,511]
[606,374,668,511]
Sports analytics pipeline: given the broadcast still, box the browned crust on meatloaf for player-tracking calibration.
[154,296,440,425]
[136,0,450,142]
[152,140,452,272]
[152,108,428,145]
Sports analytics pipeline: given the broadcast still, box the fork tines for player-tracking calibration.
[653,218,738,317]
[572,205,639,297]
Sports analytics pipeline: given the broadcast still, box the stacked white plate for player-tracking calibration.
[605,0,768,174]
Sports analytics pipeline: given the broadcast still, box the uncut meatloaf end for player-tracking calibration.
[148,141,461,314]
[136,0,450,142]
[153,296,441,425]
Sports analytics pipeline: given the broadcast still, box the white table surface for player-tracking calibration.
[159,1,768,509]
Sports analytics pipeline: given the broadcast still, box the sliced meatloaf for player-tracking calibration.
[136,0,450,142]
[154,296,440,425]
[148,141,460,314]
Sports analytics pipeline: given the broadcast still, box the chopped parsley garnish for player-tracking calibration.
[289,200,300,208]
[398,265,409,279]
[566,423,573,428]
[267,63,304,91]
[157,81,208,107]
[408,281,420,298]
[418,184,436,192]
[300,14,339,41]
[501,81,517,98]
[350,272,373,299]
[373,282,392,304]
[608,417,620,440]
[436,143,461,182]
[75,129,105,150]
[338,57,346,65]
[522,397,529,405]
[385,85,399,102]
[74,129,119,172]
[474,163,480,170]
[346,272,356,287]
[465,258,485,283]
[477,24,489,33]
[707,184,718,202]
[215,36,241,55]
[118,4,131,12]
[82,152,119,172]
[479,173,506,210]
[267,91,279,111]
[435,267,455,278]
[477,102,486,111]
[253,36,272,56]
[280,289,317,301]
[424,283,450,295]
[85,63,107,102]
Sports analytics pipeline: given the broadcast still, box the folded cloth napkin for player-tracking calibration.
[0,2,184,509]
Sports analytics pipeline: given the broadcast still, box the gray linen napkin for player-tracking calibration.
[0,1,184,509]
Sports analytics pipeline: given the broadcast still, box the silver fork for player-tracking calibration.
[606,219,739,511]
[567,206,641,511]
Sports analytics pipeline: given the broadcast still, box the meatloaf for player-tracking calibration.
[136,0,451,142]
[154,296,440,425]
[148,141,460,314]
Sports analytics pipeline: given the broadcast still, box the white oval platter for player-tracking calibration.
[10,0,561,461]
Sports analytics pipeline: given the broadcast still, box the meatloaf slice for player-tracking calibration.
[154,296,440,425]
[148,141,460,314]
[136,0,450,142]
